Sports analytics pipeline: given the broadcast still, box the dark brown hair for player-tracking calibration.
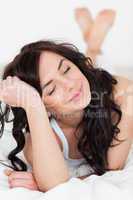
[0,40,123,175]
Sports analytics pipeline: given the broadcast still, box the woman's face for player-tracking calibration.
[39,51,91,117]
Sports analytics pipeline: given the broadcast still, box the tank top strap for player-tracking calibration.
[50,117,69,159]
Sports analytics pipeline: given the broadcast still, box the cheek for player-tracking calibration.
[43,95,63,111]
[83,81,91,104]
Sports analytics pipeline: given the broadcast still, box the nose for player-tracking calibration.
[60,77,74,92]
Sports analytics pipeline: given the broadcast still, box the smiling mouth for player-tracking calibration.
[69,83,82,102]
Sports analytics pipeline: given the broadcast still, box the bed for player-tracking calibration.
[0,118,133,200]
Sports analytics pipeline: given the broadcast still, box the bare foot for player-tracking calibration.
[75,8,116,63]
[75,8,93,41]
[86,9,116,50]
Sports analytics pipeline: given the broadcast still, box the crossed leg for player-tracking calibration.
[75,8,116,63]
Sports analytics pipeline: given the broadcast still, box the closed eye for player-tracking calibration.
[64,67,70,74]
[48,67,71,96]
[48,86,56,96]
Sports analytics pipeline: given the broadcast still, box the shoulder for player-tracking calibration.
[112,74,133,139]
[112,74,133,106]
[113,74,133,90]
[107,75,133,169]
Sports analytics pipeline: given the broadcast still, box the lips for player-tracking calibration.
[69,83,82,102]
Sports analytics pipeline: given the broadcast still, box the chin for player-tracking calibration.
[72,101,90,114]
[73,91,91,110]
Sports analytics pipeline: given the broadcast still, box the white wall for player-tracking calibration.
[0,0,132,78]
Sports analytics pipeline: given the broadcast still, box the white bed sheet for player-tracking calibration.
[0,122,133,200]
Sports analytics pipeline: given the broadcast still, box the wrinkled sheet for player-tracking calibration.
[0,145,133,200]
[0,120,133,200]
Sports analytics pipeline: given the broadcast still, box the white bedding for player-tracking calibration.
[0,122,133,200]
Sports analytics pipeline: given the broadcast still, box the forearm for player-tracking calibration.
[25,98,69,192]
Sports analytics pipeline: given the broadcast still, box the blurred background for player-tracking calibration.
[0,0,132,79]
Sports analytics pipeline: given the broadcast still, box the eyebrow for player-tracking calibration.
[41,58,66,90]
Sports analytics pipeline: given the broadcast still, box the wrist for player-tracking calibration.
[23,92,43,112]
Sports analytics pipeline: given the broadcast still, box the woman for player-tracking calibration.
[0,40,133,192]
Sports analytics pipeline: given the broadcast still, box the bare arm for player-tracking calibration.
[107,77,133,170]
[25,98,69,192]
[0,76,69,191]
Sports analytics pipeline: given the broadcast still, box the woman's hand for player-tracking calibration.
[4,169,39,190]
[0,76,41,110]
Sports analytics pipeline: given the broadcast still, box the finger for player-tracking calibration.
[12,76,20,84]
[13,76,20,80]
[9,179,38,190]
[0,83,9,103]
[9,171,34,180]
[0,79,7,91]
[5,76,13,85]
[0,78,12,98]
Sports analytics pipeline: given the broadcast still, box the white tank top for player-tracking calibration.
[49,117,94,178]
[21,117,94,178]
